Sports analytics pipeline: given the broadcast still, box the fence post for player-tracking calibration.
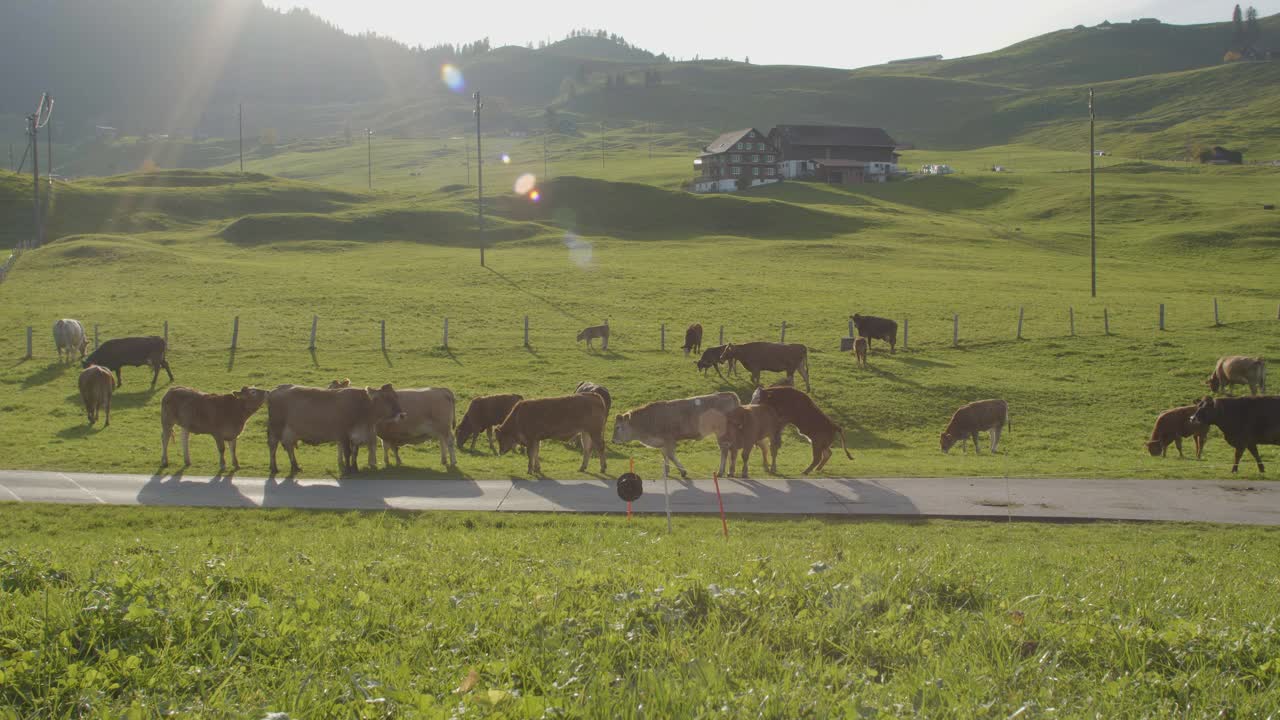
[93,324,99,350]
[848,317,854,339]
[1017,306,1024,340]
[523,315,529,347]
[780,320,787,343]
[903,318,908,350]
[1159,303,1165,331]
[25,326,32,359]
[952,314,959,347]
[309,315,318,350]
[1104,307,1110,335]
[380,320,386,351]
[1069,307,1075,336]
[163,320,169,344]
[603,319,608,350]
[1213,298,1220,326]
[230,316,239,350]
[660,323,665,351]
[443,317,449,349]
[719,325,724,345]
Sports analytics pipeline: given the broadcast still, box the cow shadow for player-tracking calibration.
[863,365,921,388]
[137,470,256,507]
[892,355,953,369]
[591,349,631,361]
[834,479,922,516]
[56,422,103,439]
[486,268,590,324]
[22,362,71,390]
[111,388,160,410]
[262,472,485,509]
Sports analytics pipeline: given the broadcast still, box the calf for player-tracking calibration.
[456,394,523,453]
[82,336,173,388]
[160,386,269,471]
[54,319,88,363]
[78,365,115,426]
[724,404,784,478]
[1145,405,1208,459]
[576,324,609,350]
[1191,396,1280,473]
[377,388,457,467]
[750,385,852,474]
[496,393,608,475]
[721,342,810,391]
[695,345,738,379]
[612,392,741,479]
[851,314,898,354]
[267,384,404,474]
[940,399,1009,454]
[853,337,868,367]
[683,323,703,357]
[1207,356,1267,396]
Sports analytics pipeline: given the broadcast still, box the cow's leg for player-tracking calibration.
[181,430,193,467]
[801,445,821,475]
[666,445,685,479]
[163,360,174,382]
[103,394,111,427]
[394,445,404,466]
[1195,434,1204,460]
[740,445,752,478]
[285,441,302,474]
[1231,446,1244,473]
[1174,437,1184,458]
[717,442,730,477]
[751,370,761,387]
[150,362,161,389]
[768,431,782,473]
[578,433,591,472]
[1248,445,1265,473]
[446,432,457,467]
[161,422,172,466]
[230,438,241,469]
[660,450,670,480]
[484,428,494,453]
[268,434,280,474]
[991,425,1003,454]
[115,368,123,387]
[214,437,226,471]
[972,432,981,455]
[383,439,392,467]
[366,435,378,471]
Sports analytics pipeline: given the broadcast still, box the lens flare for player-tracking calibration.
[529,190,541,202]
[513,173,537,195]
[441,64,465,92]
[501,153,512,164]
[564,232,592,268]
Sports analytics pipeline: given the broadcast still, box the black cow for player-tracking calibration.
[575,381,612,416]
[1191,396,1280,473]
[695,344,738,378]
[851,313,898,354]
[82,336,173,389]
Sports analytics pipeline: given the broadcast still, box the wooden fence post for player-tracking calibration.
[719,325,724,345]
[93,324,99,350]
[603,319,608,350]
[523,315,529,347]
[780,320,787,343]
[25,326,32,359]
[660,323,665,351]
[380,320,386,351]
[903,318,908,350]
[848,317,854,339]
[952,314,959,347]
[1017,306,1024,340]
[230,316,239,350]
[308,315,318,350]
[1213,298,1220,326]
[1104,307,1110,335]
[443,318,449,349]
[163,320,168,344]
[1069,307,1075,336]
[1159,303,1165,331]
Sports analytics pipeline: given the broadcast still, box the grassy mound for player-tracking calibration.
[219,207,539,247]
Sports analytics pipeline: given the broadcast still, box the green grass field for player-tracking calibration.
[0,145,1277,481]
[4,505,1280,717]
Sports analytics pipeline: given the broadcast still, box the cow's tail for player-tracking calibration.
[838,427,854,460]
[1262,359,1268,394]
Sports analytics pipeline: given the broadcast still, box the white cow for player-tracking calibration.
[611,392,741,479]
[53,319,87,363]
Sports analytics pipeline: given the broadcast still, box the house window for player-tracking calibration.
[753,167,760,176]
[751,154,759,163]
[731,154,741,162]
[757,143,766,151]
[765,167,775,176]
[766,154,774,163]
[732,166,742,175]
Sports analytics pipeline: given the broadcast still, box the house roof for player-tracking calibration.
[771,125,897,149]
[702,128,765,155]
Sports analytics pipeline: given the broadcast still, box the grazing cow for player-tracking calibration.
[266,384,405,474]
[575,381,612,416]
[1191,396,1280,473]
[496,393,608,475]
[456,394,523,453]
[850,314,898,354]
[695,345,738,379]
[576,324,610,350]
[683,324,703,357]
[853,337,869,367]
[1207,356,1267,395]
[160,386,268,471]
[82,336,173,388]
[751,385,852,474]
[724,404,785,478]
[612,392,741,479]
[1145,405,1208,459]
[78,365,115,426]
[940,399,1009,454]
[53,319,88,363]
[721,342,810,391]
[376,388,457,468]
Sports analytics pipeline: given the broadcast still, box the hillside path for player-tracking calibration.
[2,470,1278,525]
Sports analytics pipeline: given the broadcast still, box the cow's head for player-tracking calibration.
[851,313,863,324]
[495,419,520,455]
[611,414,631,444]
[1144,439,1165,457]
[454,416,476,448]
[371,383,406,422]
[328,378,352,389]
[719,344,738,363]
[234,386,269,414]
[575,328,587,342]
[1190,397,1217,428]
[940,431,958,454]
[1206,374,1222,393]
[696,347,721,372]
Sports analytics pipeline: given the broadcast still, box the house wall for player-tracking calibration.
[699,129,781,181]
[782,143,897,163]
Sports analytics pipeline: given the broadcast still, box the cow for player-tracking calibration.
[724,404,785,478]
[853,337,868,367]
[575,381,612,416]
[1145,405,1208,459]
[940,399,1009,454]
[1207,356,1267,396]
[850,314,898,354]
[612,392,741,479]
[682,324,703,357]
[495,393,608,475]
[721,342,810,391]
[695,345,738,379]
[455,394,523,453]
[375,388,457,468]
[751,385,852,474]
[78,365,115,426]
[576,324,610,350]
[1191,396,1280,473]
[160,386,269,471]
[82,336,173,389]
[53,319,88,363]
[266,383,404,474]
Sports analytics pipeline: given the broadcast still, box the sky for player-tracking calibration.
[266,0,1280,68]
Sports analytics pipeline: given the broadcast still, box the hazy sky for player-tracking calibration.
[267,0,1279,68]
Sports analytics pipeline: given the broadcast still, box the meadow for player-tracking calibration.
[3,504,1280,717]
[0,143,1277,482]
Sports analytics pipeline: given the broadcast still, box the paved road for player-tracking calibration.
[1,470,1278,524]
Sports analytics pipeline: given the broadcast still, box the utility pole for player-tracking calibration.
[1089,88,1096,298]
[543,133,548,179]
[465,136,471,185]
[28,113,39,250]
[601,121,605,169]
[238,103,244,173]
[475,92,485,267]
[365,128,374,190]
[46,101,52,185]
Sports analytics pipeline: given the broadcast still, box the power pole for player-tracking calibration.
[465,136,471,185]
[366,128,373,190]
[46,101,52,184]
[1089,88,1096,298]
[543,133,548,179]
[238,103,244,173]
[28,113,39,250]
[600,122,605,169]
[475,92,485,267]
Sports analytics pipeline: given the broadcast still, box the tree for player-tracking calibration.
[1232,5,1244,49]
[1246,6,1260,50]
[544,106,558,132]
[745,56,750,64]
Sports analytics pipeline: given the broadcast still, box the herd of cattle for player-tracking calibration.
[48,315,1280,476]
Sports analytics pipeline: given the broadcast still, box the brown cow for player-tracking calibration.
[376,388,457,467]
[721,342,810,391]
[267,384,404,474]
[1207,356,1267,395]
[576,324,610,350]
[78,365,115,427]
[456,394,523,453]
[695,345,739,379]
[160,386,269,471]
[683,324,703,357]
[1145,405,1208,459]
[724,404,784,478]
[496,394,608,475]
[750,385,852,474]
[853,337,868,367]
[612,392,740,479]
[940,399,1009,454]
[850,314,898,354]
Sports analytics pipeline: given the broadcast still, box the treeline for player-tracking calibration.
[1226,4,1267,59]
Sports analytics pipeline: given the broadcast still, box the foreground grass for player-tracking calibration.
[2,505,1280,717]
